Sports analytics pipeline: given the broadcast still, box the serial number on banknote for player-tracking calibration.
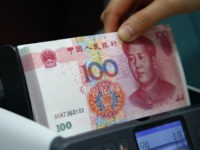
[54,108,84,120]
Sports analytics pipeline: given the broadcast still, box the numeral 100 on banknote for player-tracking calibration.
[56,121,72,132]
[81,59,118,83]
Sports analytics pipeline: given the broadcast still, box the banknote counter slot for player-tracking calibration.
[136,116,150,122]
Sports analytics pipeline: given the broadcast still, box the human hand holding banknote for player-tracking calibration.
[101,0,200,42]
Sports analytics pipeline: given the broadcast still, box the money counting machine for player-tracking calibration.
[1,93,200,150]
[1,45,200,150]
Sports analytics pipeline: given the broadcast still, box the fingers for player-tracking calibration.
[102,0,200,41]
[118,0,192,42]
[101,0,136,32]
[184,0,200,12]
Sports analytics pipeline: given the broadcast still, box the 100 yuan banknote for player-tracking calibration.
[18,25,190,137]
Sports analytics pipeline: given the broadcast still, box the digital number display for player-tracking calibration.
[135,120,190,150]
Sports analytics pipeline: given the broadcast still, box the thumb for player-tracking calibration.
[118,0,188,42]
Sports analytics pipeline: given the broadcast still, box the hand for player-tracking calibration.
[101,0,200,42]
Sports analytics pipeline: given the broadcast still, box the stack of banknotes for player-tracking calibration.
[18,25,190,137]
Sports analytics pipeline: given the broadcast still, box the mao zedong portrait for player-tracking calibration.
[123,36,175,110]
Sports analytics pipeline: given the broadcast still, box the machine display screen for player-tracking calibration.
[135,120,190,150]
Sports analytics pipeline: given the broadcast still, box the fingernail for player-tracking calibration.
[118,24,136,42]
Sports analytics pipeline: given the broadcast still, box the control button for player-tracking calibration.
[90,147,102,150]
[103,143,117,150]
[117,139,130,150]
